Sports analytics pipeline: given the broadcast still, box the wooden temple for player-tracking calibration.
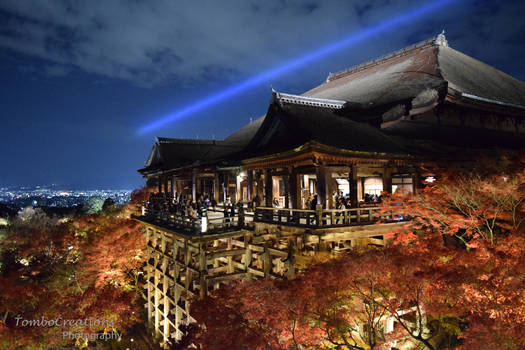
[136,33,525,346]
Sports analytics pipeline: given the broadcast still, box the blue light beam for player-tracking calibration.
[138,0,460,134]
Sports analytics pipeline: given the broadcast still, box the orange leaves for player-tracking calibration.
[0,205,146,348]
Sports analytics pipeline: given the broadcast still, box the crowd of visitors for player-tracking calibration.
[147,192,241,220]
[147,190,382,218]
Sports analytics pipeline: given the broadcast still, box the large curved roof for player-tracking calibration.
[303,34,525,108]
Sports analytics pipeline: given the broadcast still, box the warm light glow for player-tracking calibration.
[137,0,460,134]
[201,217,208,233]
[425,176,436,183]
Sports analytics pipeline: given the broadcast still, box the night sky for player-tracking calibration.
[1,0,524,189]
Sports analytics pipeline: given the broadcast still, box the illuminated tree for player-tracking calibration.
[0,188,149,349]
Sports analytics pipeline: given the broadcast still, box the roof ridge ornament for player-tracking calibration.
[434,30,448,47]
[272,90,346,109]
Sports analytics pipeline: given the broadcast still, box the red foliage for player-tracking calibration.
[0,203,146,349]
[189,158,525,350]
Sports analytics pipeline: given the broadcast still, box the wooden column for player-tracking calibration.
[289,168,301,209]
[264,169,273,207]
[157,176,162,194]
[146,228,153,325]
[213,173,220,202]
[196,174,202,198]
[235,171,241,203]
[247,170,253,201]
[164,176,169,195]
[315,164,328,208]
[349,164,358,208]
[198,244,207,299]
[191,169,197,201]
[382,167,393,194]
[326,169,336,209]
[161,234,169,343]
[223,172,229,206]
[256,171,264,200]
[174,179,179,198]
[283,169,291,209]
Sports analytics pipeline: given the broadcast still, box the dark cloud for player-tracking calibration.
[0,0,523,189]
[0,0,470,87]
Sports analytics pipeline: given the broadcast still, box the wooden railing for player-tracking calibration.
[142,205,246,234]
[254,206,405,228]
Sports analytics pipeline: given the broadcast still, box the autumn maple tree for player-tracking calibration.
[0,188,151,349]
[188,154,524,350]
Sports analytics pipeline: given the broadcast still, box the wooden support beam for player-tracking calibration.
[213,173,220,203]
[262,243,271,277]
[162,254,170,343]
[382,167,393,194]
[289,168,301,209]
[264,169,273,207]
[283,169,290,209]
[349,164,358,208]
[196,176,202,198]
[191,169,197,201]
[199,244,207,299]
[223,172,229,207]
[247,170,253,201]
[146,228,153,325]
[206,248,247,261]
[315,164,328,208]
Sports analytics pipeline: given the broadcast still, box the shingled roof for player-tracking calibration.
[304,32,525,109]
[138,137,242,174]
[241,92,411,158]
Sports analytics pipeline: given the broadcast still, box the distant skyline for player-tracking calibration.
[1,0,524,189]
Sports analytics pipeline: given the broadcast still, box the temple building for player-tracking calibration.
[136,33,525,346]
[139,32,525,211]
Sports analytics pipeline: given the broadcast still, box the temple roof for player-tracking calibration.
[242,92,411,158]
[304,33,525,108]
[139,137,242,174]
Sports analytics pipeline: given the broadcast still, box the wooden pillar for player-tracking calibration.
[382,167,393,194]
[315,164,328,208]
[173,240,182,340]
[256,171,264,200]
[175,175,179,197]
[235,171,241,203]
[223,172,229,206]
[183,240,192,325]
[157,176,162,194]
[289,168,301,209]
[213,173,220,202]
[244,233,252,279]
[349,164,358,208]
[264,169,273,207]
[326,169,336,209]
[146,228,153,325]
[247,170,253,201]
[283,169,291,208]
[191,169,197,201]
[154,248,160,335]
[161,235,169,343]
[198,244,207,299]
[164,176,169,195]
[196,174,202,198]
